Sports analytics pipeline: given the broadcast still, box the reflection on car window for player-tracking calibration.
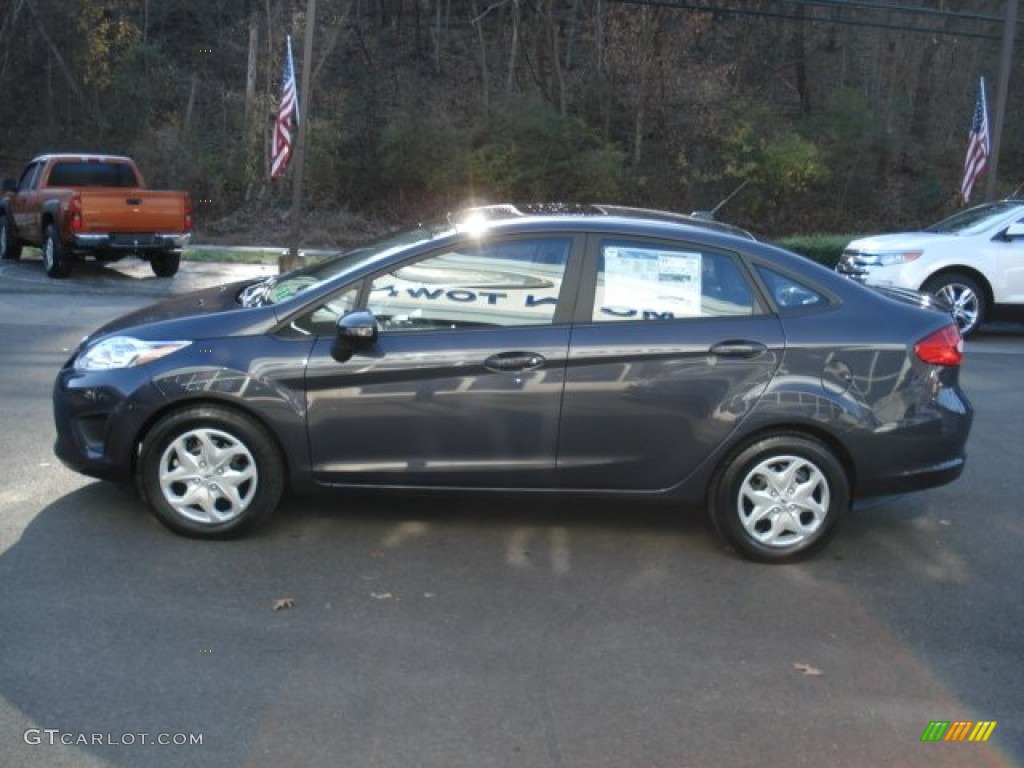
[368,237,571,331]
[284,287,359,337]
[592,241,754,322]
[755,266,828,310]
[258,225,450,307]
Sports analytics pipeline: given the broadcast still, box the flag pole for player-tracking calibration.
[282,0,317,273]
[986,0,1018,202]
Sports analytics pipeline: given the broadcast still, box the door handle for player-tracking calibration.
[709,340,767,359]
[484,351,546,372]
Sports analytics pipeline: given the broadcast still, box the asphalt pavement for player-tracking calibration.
[0,249,275,297]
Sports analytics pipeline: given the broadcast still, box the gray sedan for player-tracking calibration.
[53,205,972,562]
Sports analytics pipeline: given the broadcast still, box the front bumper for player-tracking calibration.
[52,365,168,484]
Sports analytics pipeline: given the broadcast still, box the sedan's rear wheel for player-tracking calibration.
[923,273,984,337]
[711,435,848,563]
[139,406,284,538]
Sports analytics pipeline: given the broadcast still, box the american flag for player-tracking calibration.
[961,77,989,205]
[271,36,300,179]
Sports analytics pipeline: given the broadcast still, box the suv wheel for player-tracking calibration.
[923,273,984,337]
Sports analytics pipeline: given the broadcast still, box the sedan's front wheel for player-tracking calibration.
[139,406,285,538]
[711,435,848,563]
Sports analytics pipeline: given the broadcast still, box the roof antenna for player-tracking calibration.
[691,179,750,220]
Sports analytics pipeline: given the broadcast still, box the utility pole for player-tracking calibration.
[283,0,317,272]
[986,0,1017,201]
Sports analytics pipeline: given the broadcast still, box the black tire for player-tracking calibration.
[710,435,848,563]
[0,215,22,260]
[922,272,985,338]
[151,250,181,277]
[42,223,72,278]
[139,405,285,539]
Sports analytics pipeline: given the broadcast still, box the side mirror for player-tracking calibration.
[331,309,379,362]
[2,179,16,193]
[1003,222,1024,240]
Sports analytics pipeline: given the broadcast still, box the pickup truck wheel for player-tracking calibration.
[150,251,181,277]
[0,216,22,260]
[43,224,72,278]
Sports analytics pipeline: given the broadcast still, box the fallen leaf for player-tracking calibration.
[272,597,296,611]
[792,662,823,676]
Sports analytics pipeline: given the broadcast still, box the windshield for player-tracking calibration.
[239,223,451,307]
[925,201,1023,235]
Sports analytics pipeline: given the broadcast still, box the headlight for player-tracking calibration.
[75,337,191,371]
[858,250,922,266]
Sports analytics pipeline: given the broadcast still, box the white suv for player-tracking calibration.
[837,201,1024,336]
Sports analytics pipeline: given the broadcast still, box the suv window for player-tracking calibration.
[593,241,754,322]
[367,237,572,331]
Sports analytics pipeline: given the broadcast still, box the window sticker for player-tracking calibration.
[602,247,703,319]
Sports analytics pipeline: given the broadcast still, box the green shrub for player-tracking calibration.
[774,234,859,268]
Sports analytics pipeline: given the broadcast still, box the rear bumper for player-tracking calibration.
[847,384,973,498]
[73,232,191,252]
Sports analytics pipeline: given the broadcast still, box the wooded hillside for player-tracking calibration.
[0,0,1018,241]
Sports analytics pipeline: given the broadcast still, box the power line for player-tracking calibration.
[768,0,1004,25]
[607,0,1006,40]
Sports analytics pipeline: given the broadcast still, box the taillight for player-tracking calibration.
[69,196,82,232]
[914,324,963,366]
[183,194,193,231]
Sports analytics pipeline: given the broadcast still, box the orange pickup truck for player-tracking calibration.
[0,154,192,278]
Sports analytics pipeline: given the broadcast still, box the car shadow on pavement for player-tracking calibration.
[0,482,719,768]
[3,480,1018,768]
